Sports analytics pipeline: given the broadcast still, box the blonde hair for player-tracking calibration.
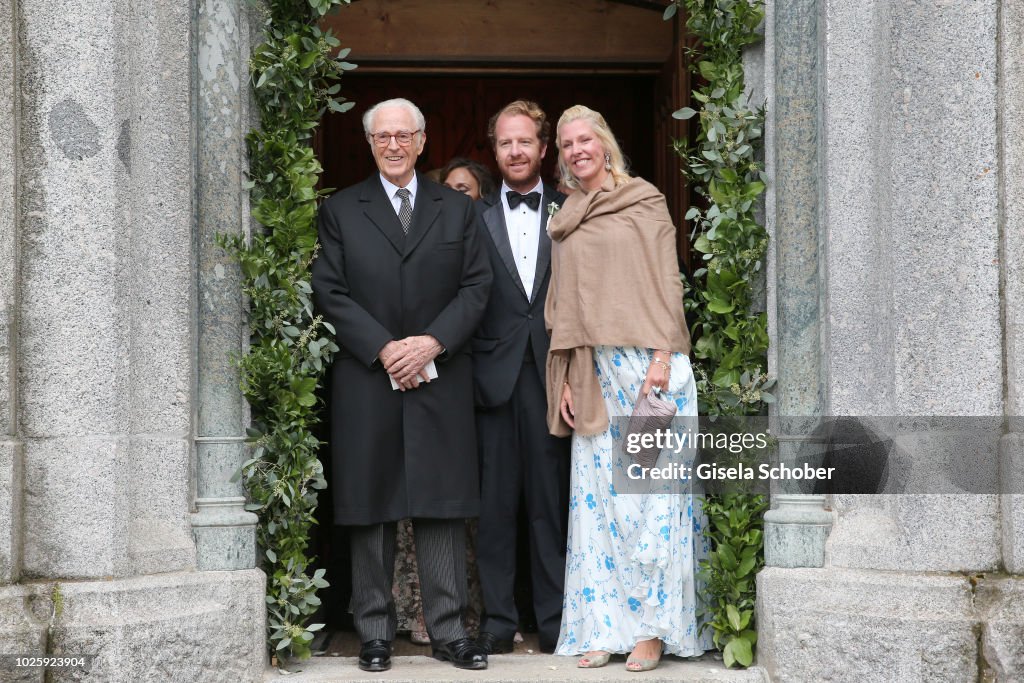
[555,105,631,190]
[488,100,550,147]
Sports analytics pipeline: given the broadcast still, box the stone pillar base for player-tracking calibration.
[763,494,832,568]
[757,567,984,682]
[0,569,266,683]
[191,496,258,571]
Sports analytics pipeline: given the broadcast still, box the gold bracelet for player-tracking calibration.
[652,359,670,371]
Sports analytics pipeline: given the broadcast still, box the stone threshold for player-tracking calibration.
[264,652,769,682]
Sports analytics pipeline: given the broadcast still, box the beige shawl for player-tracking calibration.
[544,175,691,437]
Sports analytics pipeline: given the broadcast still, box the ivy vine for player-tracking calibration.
[666,0,771,669]
[221,0,355,660]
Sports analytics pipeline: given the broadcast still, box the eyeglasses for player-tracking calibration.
[368,130,421,147]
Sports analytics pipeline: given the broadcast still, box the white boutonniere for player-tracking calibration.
[547,201,561,217]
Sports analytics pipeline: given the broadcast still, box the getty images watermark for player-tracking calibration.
[623,426,836,484]
[611,415,1015,495]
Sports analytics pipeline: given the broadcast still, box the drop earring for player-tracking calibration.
[604,152,611,171]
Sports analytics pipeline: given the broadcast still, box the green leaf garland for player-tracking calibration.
[666,0,771,668]
[220,0,354,660]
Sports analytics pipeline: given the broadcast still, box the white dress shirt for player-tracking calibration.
[379,173,419,216]
[501,179,543,300]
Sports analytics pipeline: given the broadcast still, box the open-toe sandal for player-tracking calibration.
[578,651,612,668]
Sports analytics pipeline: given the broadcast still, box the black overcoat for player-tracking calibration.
[311,174,493,525]
[471,185,565,408]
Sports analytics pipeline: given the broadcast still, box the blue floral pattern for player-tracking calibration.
[555,346,713,657]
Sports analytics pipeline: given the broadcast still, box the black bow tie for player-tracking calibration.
[507,191,541,210]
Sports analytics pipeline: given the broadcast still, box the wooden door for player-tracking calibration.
[653,12,694,274]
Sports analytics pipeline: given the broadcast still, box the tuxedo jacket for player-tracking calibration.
[471,184,566,408]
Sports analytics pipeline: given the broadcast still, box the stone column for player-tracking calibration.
[0,2,43,675]
[15,0,211,583]
[1000,0,1024,577]
[996,11,1024,668]
[123,0,201,577]
[758,0,1008,679]
[17,0,136,579]
[820,0,1001,574]
[189,0,259,571]
[0,0,266,680]
[0,0,23,588]
[761,0,831,569]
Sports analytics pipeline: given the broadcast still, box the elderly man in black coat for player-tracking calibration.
[311,97,492,672]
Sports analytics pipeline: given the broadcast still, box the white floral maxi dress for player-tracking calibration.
[555,345,713,657]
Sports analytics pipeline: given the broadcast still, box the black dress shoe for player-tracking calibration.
[432,636,488,670]
[476,631,514,654]
[358,639,392,672]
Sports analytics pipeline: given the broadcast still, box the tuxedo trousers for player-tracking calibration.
[350,518,468,643]
[476,351,570,650]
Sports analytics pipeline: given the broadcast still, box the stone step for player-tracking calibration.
[265,653,770,682]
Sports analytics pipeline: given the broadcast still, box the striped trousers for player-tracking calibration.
[350,518,468,643]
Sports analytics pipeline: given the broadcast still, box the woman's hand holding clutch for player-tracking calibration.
[641,350,671,396]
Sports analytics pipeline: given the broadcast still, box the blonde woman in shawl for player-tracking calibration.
[545,105,711,672]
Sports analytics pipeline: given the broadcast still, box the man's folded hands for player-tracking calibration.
[380,335,443,391]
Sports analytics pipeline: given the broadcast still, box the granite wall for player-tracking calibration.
[0,0,264,680]
[757,0,1024,680]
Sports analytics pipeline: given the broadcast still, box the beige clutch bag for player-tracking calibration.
[625,387,676,469]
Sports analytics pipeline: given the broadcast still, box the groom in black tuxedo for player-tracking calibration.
[473,100,571,655]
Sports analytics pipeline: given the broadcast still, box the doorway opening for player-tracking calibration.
[316,0,692,260]
[309,0,693,654]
